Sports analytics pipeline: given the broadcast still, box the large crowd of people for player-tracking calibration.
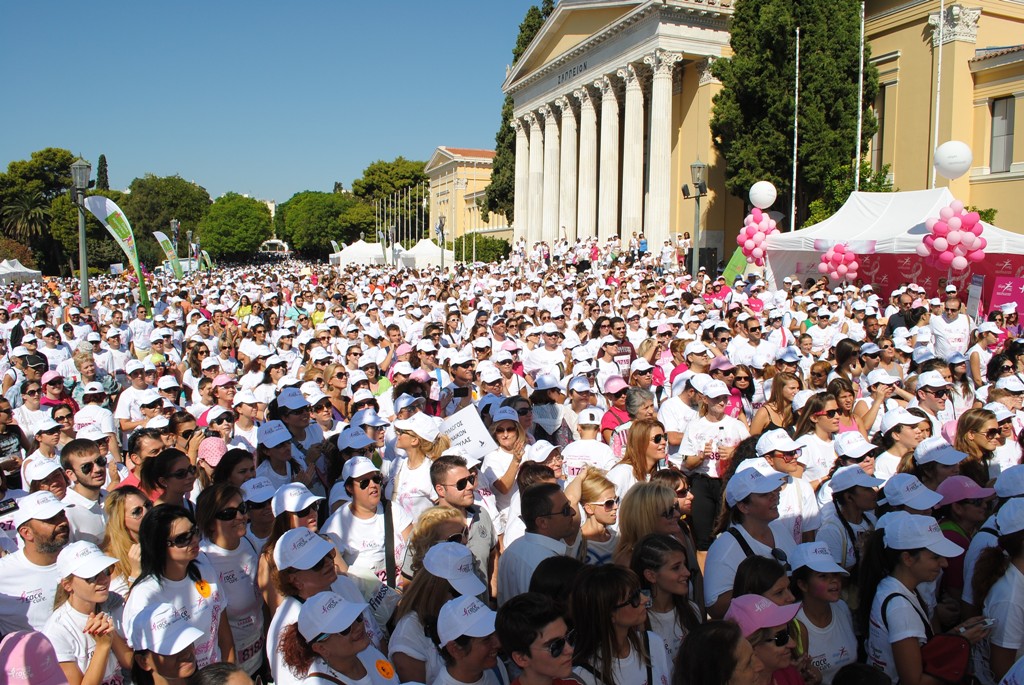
[2,234,1024,685]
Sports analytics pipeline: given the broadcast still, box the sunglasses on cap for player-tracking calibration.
[167,525,199,548]
[215,503,249,521]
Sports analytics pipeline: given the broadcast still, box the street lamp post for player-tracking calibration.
[70,159,92,309]
[681,160,708,277]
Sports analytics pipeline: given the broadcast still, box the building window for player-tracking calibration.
[991,97,1015,174]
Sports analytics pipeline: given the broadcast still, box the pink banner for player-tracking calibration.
[989,277,1024,314]
[854,253,1024,306]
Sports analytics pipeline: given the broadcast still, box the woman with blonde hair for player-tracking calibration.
[101,485,150,596]
[751,372,802,435]
[322,361,349,419]
[955,407,1000,487]
[613,481,686,566]
[579,469,619,565]
[606,418,667,500]
[393,414,451,521]
[402,505,466,579]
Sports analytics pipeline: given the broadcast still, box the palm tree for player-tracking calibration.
[2,190,51,243]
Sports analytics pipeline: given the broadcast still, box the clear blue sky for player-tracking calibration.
[0,1,536,202]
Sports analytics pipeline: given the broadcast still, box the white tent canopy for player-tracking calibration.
[405,239,455,269]
[763,188,1024,288]
[336,240,385,267]
[0,259,41,284]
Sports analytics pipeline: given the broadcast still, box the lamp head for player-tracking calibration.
[71,159,92,192]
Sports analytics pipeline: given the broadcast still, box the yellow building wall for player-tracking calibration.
[428,162,509,244]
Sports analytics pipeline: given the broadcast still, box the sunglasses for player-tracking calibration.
[661,503,681,519]
[446,527,470,544]
[313,614,364,642]
[83,565,114,584]
[614,588,652,609]
[246,499,272,510]
[961,497,990,507]
[356,474,383,489]
[167,525,199,548]
[814,409,839,418]
[982,428,1002,440]
[763,628,791,648]
[128,502,154,519]
[515,407,532,416]
[734,376,751,381]
[588,497,620,510]
[212,415,234,425]
[495,425,518,435]
[651,433,666,444]
[771,547,790,570]
[309,551,337,574]
[445,474,477,491]
[675,488,690,498]
[542,630,577,658]
[166,465,197,480]
[24,389,40,397]
[215,503,249,521]
[539,503,575,519]
[78,456,108,475]
[775,449,802,462]
[926,388,949,399]
[608,390,627,399]
[54,414,72,422]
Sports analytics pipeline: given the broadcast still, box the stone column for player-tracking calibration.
[512,118,530,243]
[596,75,621,242]
[618,64,645,240]
[643,49,682,247]
[526,111,544,246]
[540,104,561,243]
[556,95,579,243]
[575,87,598,240]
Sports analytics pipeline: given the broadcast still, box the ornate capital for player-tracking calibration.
[554,95,576,121]
[511,118,526,135]
[616,64,643,90]
[698,57,720,86]
[644,49,683,78]
[538,103,558,125]
[574,86,598,111]
[928,5,981,46]
[524,111,542,131]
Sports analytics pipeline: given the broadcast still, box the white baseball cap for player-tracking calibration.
[834,432,876,459]
[996,499,1024,537]
[829,465,883,493]
[702,379,731,399]
[12,490,67,528]
[789,542,848,575]
[725,467,786,507]
[883,512,964,557]
[916,371,950,390]
[241,477,276,504]
[341,456,378,481]
[271,483,323,517]
[393,412,440,442]
[878,473,942,510]
[337,426,375,452]
[297,591,368,642]
[128,602,205,654]
[56,541,118,580]
[996,465,1024,498]
[880,408,923,434]
[755,429,802,457]
[866,369,900,386]
[578,407,604,426]
[914,436,967,466]
[423,542,486,597]
[272,527,335,571]
[437,595,497,646]
[257,420,290,448]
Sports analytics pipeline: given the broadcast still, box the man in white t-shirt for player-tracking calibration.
[0,491,69,633]
[929,298,972,360]
[60,439,108,545]
[658,373,698,463]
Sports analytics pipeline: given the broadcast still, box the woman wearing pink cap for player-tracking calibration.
[935,475,995,627]
[724,593,803,685]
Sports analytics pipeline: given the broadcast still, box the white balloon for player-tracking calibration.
[934,141,973,180]
[749,181,778,210]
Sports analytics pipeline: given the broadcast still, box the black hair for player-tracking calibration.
[674,620,746,685]
[139,448,191,493]
[496,592,568,658]
[187,661,247,685]
[127,427,164,458]
[521,481,562,533]
[134,504,201,588]
[528,555,585,612]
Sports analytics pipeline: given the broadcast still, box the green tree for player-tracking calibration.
[198,193,272,260]
[2,190,51,243]
[278,191,368,256]
[710,0,878,227]
[449,235,512,263]
[803,161,894,226]
[96,154,109,190]
[483,2,553,224]
[1,147,76,203]
[351,157,428,237]
[967,205,998,225]
[121,174,212,264]
[49,189,130,272]
[0,237,37,268]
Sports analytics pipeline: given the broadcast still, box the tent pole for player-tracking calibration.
[790,27,801,231]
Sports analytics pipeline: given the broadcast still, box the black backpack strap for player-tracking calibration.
[644,630,653,685]
[728,527,756,558]
[981,527,999,537]
[382,499,397,588]
[880,591,933,640]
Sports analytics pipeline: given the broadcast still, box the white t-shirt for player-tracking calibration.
[389,457,436,523]
[867,575,930,682]
[389,610,446,685]
[561,439,616,479]
[795,433,837,484]
[199,538,264,675]
[42,594,125,685]
[63,488,108,545]
[124,555,227,668]
[797,601,856,684]
[816,505,874,572]
[432,662,508,685]
[874,451,902,484]
[572,631,671,685]
[305,648,401,685]
[323,504,410,582]
[703,524,798,607]
[658,396,697,462]
[73,404,116,435]
[481,448,518,513]
[0,549,61,632]
[774,476,821,545]
[976,563,1024,685]
[930,314,972,359]
[606,463,645,501]
[678,415,749,478]
[964,515,1000,606]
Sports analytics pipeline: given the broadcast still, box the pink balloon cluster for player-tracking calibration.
[916,200,986,271]
[736,208,778,267]
[817,243,860,281]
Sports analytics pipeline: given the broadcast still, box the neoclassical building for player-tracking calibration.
[503,0,1024,256]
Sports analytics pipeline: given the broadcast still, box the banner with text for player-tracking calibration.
[440,406,498,461]
[83,196,150,312]
[153,231,183,279]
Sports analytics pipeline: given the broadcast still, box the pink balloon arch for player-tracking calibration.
[736,208,778,267]
[818,243,860,282]
[917,199,986,271]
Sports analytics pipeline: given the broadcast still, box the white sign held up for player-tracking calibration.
[440,406,498,461]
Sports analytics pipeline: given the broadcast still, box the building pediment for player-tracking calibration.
[424,147,496,177]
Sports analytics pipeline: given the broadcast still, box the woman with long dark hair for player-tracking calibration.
[124,504,234,669]
[570,564,671,685]
[672,620,764,685]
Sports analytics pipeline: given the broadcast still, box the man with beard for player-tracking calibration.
[0,490,70,632]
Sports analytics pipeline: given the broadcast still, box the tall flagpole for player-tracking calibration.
[931,0,944,189]
[790,26,801,230]
[854,0,866,191]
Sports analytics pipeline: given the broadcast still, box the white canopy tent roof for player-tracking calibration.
[763,188,1024,288]
[0,259,41,284]
[405,239,455,268]
[336,240,385,267]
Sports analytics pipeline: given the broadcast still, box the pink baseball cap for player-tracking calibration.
[724,594,801,639]
[197,437,228,468]
[0,631,68,685]
[937,475,995,507]
[603,375,628,394]
[395,343,413,357]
